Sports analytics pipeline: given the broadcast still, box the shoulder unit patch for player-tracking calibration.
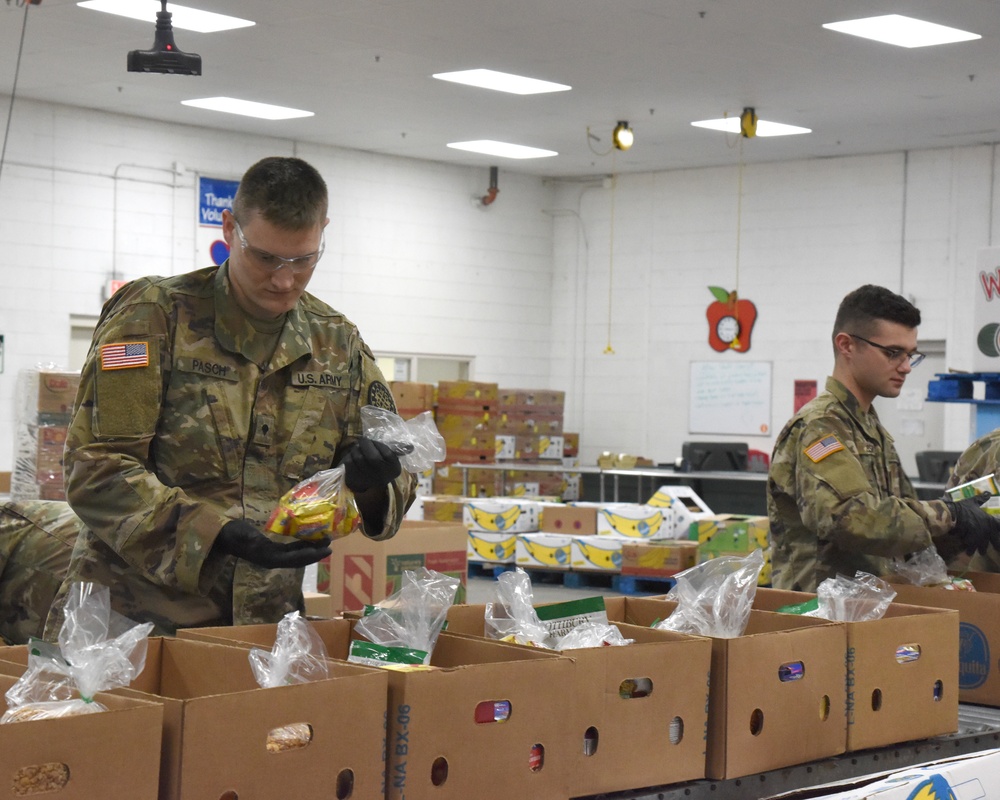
[367,380,398,413]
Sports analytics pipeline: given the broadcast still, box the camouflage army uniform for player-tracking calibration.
[945,429,1000,572]
[767,377,959,591]
[0,500,80,644]
[44,263,415,637]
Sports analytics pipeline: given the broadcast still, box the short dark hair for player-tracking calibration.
[232,156,328,229]
[833,284,921,340]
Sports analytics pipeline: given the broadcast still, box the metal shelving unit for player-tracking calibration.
[575,704,1000,800]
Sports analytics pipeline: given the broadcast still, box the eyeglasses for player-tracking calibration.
[232,217,325,274]
[849,333,925,368]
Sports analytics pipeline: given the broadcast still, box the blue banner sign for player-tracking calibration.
[198,176,238,227]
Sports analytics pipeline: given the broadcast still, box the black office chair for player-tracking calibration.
[680,441,749,472]
[914,450,963,484]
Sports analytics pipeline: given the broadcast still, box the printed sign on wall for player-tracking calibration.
[197,176,239,266]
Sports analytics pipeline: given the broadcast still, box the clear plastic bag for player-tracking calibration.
[655,549,764,638]
[265,466,361,542]
[811,572,896,621]
[889,546,950,587]
[554,621,634,649]
[2,582,153,723]
[484,568,550,647]
[352,567,460,665]
[361,405,446,473]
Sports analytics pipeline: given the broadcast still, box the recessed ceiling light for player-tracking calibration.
[691,118,811,137]
[447,140,558,159]
[181,97,313,120]
[78,0,254,33]
[822,14,980,48]
[433,69,571,95]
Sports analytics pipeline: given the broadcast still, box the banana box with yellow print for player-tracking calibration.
[516,532,573,570]
[647,484,715,537]
[463,499,541,533]
[595,503,675,540]
[692,514,773,586]
[570,533,629,572]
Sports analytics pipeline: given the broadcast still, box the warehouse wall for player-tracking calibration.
[0,98,556,472]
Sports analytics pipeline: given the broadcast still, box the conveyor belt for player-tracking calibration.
[576,704,1000,800]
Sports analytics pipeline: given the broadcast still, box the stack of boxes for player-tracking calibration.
[11,368,81,501]
[389,380,436,497]
[433,381,501,497]
[495,389,567,498]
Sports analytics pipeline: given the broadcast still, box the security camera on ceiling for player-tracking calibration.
[127,0,201,76]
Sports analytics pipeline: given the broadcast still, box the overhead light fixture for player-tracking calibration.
[691,116,811,137]
[432,69,570,95]
[79,0,253,33]
[447,140,557,160]
[181,97,314,120]
[612,121,634,151]
[126,0,201,75]
[822,14,980,48]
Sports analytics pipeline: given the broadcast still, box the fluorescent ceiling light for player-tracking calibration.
[182,97,313,120]
[447,140,557,159]
[691,118,811,137]
[433,69,571,95]
[78,0,254,33]
[822,14,980,48]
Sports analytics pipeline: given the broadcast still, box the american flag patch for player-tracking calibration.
[804,435,844,463]
[100,341,149,370]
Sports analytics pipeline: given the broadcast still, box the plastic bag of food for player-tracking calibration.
[349,567,460,667]
[889,546,954,587]
[812,572,896,621]
[553,621,634,649]
[248,611,330,751]
[265,466,360,542]
[2,582,153,723]
[484,568,550,647]
[361,405,446,473]
[654,549,764,638]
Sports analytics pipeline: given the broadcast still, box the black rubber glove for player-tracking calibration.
[945,493,999,556]
[339,437,403,493]
[215,520,331,569]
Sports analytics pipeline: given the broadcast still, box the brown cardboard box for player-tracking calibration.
[540,504,597,535]
[498,389,565,408]
[562,432,579,457]
[36,371,81,424]
[754,588,959,751]
[35,426,68,477]
[620,540,699,578]
[620,596,847,780]
[446,602,712,794]
[390,381,436,418]
[0,472,10,493]
[303,591,337,618]
[118,637,387,800]
[0,671,163,799]
[184,623,574,800]
[890,571,1000,706]
[316,520,468,611]
[420,495,470,521]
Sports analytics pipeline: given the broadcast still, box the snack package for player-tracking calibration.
[361,405,446,473]
[780,571,898,621]
[265,466,361,542]
[887,545,975,589]
[484,568,549,647]
[654,549,764,638]
[2,582,153,723]
[349,567,460,668]
[248,611,330,752]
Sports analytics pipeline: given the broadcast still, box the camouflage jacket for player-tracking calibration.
[945,429,1000,572]
[767,377,958,591]
[46,263,415,636]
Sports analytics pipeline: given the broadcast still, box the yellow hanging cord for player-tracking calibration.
[604,168,616,354]
[730,137,745,350]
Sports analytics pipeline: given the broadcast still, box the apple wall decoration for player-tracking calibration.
[706,286,757,352]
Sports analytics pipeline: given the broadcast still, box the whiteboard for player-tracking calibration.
[689,361,772,436]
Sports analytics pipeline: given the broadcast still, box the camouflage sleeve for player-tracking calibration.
[788,417,952,558]
[63,284,230,596]
[335,336,416,541]
[947,431,1000,490]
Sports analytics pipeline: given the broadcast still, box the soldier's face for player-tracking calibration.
[854,320,918,400]
[223,211,327,319]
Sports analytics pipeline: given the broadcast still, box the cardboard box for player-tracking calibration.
[754,588,959,751]
[596,503,675,540]
[647,484,715,537]
[620,540,699,578]
[421,495,468,521]
[515,532,573,569]
[35,370,81,424]
[0,671,163,799]
[541,504,597,535]
[446,600,712,795]
[436,380,499,403]
[570,533,627,571]
[303,591,336,618]
[463,499,541,533]
[620,597,847,780]
[0,471,10,493]
[35,425,68,477]
[85,636,388,800]
[467,530,518,563]
[317,520,468,612]
[498,389,565,408]
[562,432,579,457]
[389,381,436,418]
[692,513,772,585]
[890,571,1000,706]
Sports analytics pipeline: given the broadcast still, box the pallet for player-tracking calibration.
[466,562,675,596]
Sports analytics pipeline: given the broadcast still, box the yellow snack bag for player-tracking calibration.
[265,466,361,542]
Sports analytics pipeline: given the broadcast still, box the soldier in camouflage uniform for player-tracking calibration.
[0,500,80,645]
[43,156,415,637]
[944,429,1000,572]
[767,285,999,591]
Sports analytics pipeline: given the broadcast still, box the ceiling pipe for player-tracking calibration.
[481,165,499,206]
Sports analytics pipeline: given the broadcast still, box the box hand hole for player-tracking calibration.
[669,715,685,745]
[336,768,354,799]
[474,700,511,724]
[619,677,653,698]
[431,757,448,786]
[12,763,70,796]
[778,661,804,682]
[871,688,883,712]
[583,726,599,756]
[265,722,313,752]
[749,708,764,736]
[895,643,921,664]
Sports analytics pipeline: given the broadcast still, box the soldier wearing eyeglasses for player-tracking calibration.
[40,156,416,639]
[768,284,1000,592]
